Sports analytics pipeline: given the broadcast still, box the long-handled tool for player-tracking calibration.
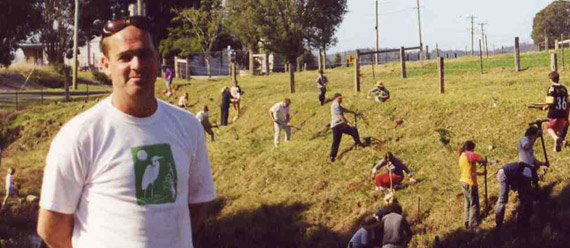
[483,156,488,214]
[529,120,550,179]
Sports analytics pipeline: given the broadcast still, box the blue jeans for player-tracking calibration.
[495,169,509,228]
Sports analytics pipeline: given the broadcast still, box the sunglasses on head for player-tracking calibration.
[102,16,150,38]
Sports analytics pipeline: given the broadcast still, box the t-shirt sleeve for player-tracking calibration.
[372,160,386,174]
[465,151,483,163]
[333,103,343,115]
[188,124,217,204]
[270,103,279,113]
[39,129,87,214]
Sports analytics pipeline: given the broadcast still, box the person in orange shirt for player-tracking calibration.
[458,140,487,229]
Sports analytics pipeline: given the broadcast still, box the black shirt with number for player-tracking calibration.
[547,84,569,119]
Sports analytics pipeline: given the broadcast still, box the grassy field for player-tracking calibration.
[1,50,570,247]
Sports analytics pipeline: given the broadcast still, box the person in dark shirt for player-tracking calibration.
[347,216,383,248]
[220,87,233,126]
[544,71,568,152]
[494,162,540,230]
[316,70,328,106]
[371,152,416,191]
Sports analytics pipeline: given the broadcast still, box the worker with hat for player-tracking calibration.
[367,82,390,103]
[330,93,364,162]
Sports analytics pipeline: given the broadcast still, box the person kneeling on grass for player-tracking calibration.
[371,152,415,191]
[347,216,383,248]
[457,140,487,229]
[178,92,189,108]
[196,105,215,141]
[367,82,390,103]
[543,71,568,152]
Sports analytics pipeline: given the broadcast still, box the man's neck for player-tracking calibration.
[112,94,158,118]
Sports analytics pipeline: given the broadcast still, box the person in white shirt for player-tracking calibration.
[269,99,292,147]
[196,105,215,141]
[37,16,216,248]
[1,167,17,210]
[230,80,243,119]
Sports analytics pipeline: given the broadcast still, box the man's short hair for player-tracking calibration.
[525,126,539,137]
[361,216,378,229]
[284,98,291,104]
[549,71,559,83]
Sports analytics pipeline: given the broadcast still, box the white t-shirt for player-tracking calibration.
[230,86,241,100]
[5,173,12,192]
[270,102,289,123]
[196,111,209,123]
[40,97,216,248]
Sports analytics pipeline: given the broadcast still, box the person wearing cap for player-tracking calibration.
[316,70,328,106]
[347,216,383,248]
[330,93,364,162]
[494,161,539,230]
[37,16,216,248]
[269,99,292,147]
[371,152,416,191]
[367,82,390,103]
[543,71,568,152]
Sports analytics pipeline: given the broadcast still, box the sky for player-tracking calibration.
[330,0,556,53]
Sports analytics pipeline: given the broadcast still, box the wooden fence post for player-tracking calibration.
[355,50,361,92]
[426,45,430,60]
[514,37,521,72]
[479,39,484,74]
[562,34,565,68]
[555,39,559,51]
[186,57,191,79]
[551,52,558,72]
[435,43,439,58]
[174,56,180,79]
[400,47,407,79]
[545,36,549,51]
[438,57,444,94]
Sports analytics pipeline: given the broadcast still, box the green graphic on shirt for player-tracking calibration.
[132,144,178,205]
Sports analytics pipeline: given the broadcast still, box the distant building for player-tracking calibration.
[64,36,104,71]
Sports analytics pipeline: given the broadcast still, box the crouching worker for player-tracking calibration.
[495,162,540,230]
[348,216,382,248]
[196,105,215,141]
[371,152,416,191]
[380,206,413,248]
[457,140,487,229]
[367,82,390,103]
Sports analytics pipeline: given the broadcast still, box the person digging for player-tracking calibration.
[367,82,390,103]
[329,93,365,162]
[371,152,416,192]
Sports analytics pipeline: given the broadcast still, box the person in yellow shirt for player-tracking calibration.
[458,140,487,229]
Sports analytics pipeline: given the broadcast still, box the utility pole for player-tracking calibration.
[478,22,487,57]
[416,0,424,67]
[375,0,380,65]
[72,0,79,90]
[485,34,489,58]
[467,16,477,56]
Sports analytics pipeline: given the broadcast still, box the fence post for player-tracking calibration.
[555,39,559,51]
[41,87,44,105]
[438,57,444,94]
[355,50,361,92]
[545,36,549,51]
[551,52,558,72]
[479,39,484,74]
[514,37,521,72]
[174,56,180,79]
[435,43,439,58]
[400,47,407,79]
[186,57,191,79]
[562,34,565,68]
[426,45,430,60]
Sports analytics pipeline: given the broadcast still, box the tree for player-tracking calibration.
[0,0,41,67]
[251,0,313,93]
[226,0,262,75]
[307,0,347,71]
[39,0,75,64]
[531,0,570,50]
[334,52,342,67]
[173,0,224,78]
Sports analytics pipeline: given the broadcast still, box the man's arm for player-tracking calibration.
[189,200,214,234]
[37,208,73,248]
[269,110,277,123]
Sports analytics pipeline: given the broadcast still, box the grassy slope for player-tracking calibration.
[1,50,570,247]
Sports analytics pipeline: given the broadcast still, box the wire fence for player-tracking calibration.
[0,90,110,110]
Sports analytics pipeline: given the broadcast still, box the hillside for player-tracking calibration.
[1,50,570,247]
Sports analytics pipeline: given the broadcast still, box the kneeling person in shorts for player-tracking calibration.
[544,71,568,152]
[371,152,415,191]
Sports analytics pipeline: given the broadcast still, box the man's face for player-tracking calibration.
[102,26,158,101]
[283,101,290,107]
[336,97,343,104]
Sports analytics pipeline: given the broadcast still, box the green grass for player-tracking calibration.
[2,51,570,247]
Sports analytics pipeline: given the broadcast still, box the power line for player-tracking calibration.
[478,22,488,57]
[467,15,477,56]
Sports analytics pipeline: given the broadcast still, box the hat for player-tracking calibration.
[376,81,384,87]
[333,93,343,99]
[522,167,532,179]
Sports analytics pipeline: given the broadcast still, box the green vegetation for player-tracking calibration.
[1,51,570,247]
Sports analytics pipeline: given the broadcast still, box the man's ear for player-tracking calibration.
[102,56,111,78]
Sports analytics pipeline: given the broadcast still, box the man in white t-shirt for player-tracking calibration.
[269,99,291,147]
[37,16,216,248]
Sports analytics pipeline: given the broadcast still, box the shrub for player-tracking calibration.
[92,70,110,85]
